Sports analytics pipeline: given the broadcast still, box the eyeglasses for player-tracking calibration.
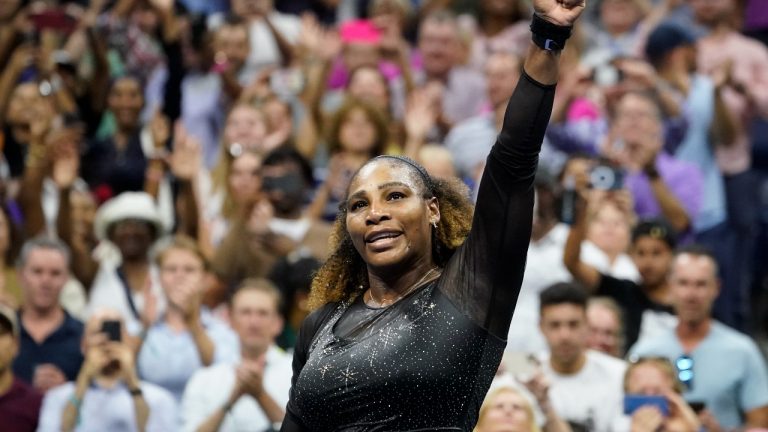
[675,355,694,391]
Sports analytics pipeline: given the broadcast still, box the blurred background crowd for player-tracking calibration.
[0,0,767,431]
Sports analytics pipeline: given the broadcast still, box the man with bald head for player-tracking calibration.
[630,246,768,430]
[37,311,176,432]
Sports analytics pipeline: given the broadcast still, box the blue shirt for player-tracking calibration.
[137,309,240,400]
[629,321,768,428]
[38,380,177,432]
[13,310,84,384]
[674,74,727,232]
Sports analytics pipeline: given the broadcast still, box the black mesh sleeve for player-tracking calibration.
[438,71,557,339]
[282,303,336,431]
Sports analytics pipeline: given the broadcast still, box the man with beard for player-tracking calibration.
[630,247,768,430]
[537,282,627,432]
[37,310,176,432]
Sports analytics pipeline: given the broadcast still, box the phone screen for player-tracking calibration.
[101,320,122,342]
[623,395,669,416]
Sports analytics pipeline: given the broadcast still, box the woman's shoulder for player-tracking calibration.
[302,302,339,333]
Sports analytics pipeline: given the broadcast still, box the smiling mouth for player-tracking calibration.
[365,231,402,244]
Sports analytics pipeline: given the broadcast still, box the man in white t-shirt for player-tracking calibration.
[181,278,293,432]
[538,282,628,432]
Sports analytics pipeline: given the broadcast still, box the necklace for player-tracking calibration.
[365,267,441,308]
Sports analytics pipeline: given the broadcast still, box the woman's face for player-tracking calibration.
[339,108,378,154]
[478,390,534,432]
[108,78,144,130]
[348,68,389,112]
[224,105,267,153]
[627,363,674,396]
[587,202,630,256]
[229,152,262,206]
[158,247,205,299]
[346,161,438,272]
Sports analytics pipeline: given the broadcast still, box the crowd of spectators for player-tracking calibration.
[0,0,767,431]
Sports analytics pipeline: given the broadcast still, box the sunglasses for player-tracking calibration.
[676,355,694,391]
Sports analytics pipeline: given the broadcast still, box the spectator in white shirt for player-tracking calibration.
[182,278,293,432]
[37,309,176,432]
[537,282,628,432]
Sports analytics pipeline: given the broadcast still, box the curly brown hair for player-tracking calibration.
[308,156,473,309]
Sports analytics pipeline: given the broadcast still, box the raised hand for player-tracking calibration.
[533,0,586,26]
[630,406,664,432]
[404,90,438,141]
[246,199,274,236]
[150,110,171,151]
[147,0,174,13]
[51,131,81,189]
[169,123,202,181]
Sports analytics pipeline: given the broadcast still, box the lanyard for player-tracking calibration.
[116,266,141,320]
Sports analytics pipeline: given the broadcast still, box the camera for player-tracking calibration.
[591,62,624,87]
[590,165,624,190]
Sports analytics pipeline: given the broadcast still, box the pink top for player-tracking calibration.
[697,32,768,174]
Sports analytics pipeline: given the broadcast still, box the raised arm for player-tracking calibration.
[563,191,602,291]
[440,0,586,339]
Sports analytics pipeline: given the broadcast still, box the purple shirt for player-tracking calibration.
[0,377,43,432]
[745,0,768,30]
[625,152,703,228]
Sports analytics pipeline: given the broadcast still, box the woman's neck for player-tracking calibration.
[368,258,438,299]
[165,308,188,332]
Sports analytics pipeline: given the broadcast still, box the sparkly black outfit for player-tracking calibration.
[281,72,556,432]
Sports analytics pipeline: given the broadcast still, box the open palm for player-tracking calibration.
[534,0,586,26]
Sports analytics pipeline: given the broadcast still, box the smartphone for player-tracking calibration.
[101,320,122,342]
[29,9,77,34]
[560,175,577,225]
[688,401,706,414]
[502,352,540,381]
[270,69,304,96]
[623,395,669,416]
